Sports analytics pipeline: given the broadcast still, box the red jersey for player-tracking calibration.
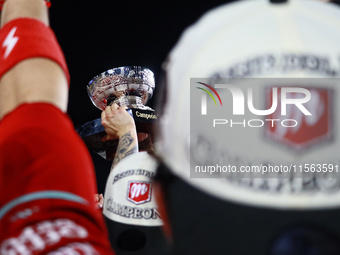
[0,103,115,254]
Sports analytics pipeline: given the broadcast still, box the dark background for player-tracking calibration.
[48,0,235,193]
[47,0,340,194]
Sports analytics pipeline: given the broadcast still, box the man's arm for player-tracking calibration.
[101,103,138,170]
[0,0,68,118]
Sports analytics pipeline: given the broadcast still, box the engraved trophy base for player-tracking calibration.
[76,108,157,161]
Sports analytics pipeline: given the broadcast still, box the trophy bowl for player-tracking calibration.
[77,66,157,160]
[87,66,155,111]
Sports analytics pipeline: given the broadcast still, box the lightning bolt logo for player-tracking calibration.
[3,27,19,59]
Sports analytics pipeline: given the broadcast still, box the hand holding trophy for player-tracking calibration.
[77,66,157,160]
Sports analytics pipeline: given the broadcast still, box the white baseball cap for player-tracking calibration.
[103,152,163,226]
[103,152,170,254]
[157,0,340,209]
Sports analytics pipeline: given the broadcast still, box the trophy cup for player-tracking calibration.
[76,66,157,160]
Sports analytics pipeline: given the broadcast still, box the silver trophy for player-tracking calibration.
[87,66,155,111]
[76,66,157,160]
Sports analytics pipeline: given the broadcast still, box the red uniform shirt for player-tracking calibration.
[0,103,114,254]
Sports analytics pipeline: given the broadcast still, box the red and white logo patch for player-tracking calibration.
[127,181,152,205]
[265,87,333,151]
